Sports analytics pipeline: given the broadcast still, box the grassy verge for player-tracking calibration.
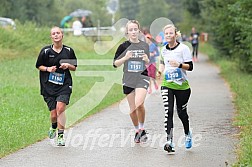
[200,42,252,166]
[0,25,124,158]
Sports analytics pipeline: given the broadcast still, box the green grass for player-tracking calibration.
[0,25,124,158]
[200,43,252,166]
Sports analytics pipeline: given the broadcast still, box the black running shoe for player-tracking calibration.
[134,131,141,143]
[164,140,175,153]
[139,129,148,142]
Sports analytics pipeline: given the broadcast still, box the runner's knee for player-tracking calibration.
[50,110,57,120]
[137,103,145,111]
[177,108,188,121]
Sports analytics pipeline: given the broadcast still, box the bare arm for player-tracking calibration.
[114,56,128,67]
[156,63,165,79]
[169,60,193,71]
[114,50,132,67]
[59,63,76,71]
[38,65,57,72]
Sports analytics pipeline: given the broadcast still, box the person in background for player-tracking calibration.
[157,24,193,153]
[113,20,150,143]
[190,27,200,62]
[35,26,77,146]
[182,34,187,42]
[156,31,168,46]
[81,16,87,28]
[72,18,82,36]
[145,33,159,94]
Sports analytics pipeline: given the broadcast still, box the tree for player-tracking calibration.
[228,0,252,72]
[0,0,111,26]
[182,0,201,18]
[119,0,140,20]
[136,0,170,27]
[58,0,111,26]
[0,0,12,17]
[199,0,252,72]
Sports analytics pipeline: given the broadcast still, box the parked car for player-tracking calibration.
[0,17,16,29]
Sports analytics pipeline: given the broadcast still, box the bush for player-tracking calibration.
[228,1,252,72]
[0,21,50,60]
[201,0,252,73]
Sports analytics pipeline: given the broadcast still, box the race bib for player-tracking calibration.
[192,39,197,44]
[127,61,144,72]
[165,68,182,81]
[48,72,65,85]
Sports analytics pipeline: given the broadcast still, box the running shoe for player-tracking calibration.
[139,129,148,142]
[57,134,65,146]
[185,131,192,149]
[164,140,175,153]
[48,127,57,139]
[134,131,141,143]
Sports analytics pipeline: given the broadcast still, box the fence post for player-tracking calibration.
[97,20,100,42]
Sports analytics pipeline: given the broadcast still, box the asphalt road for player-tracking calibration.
[0,53,238,167]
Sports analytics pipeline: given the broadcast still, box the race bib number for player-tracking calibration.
[48,72,65,85]
[127,61,144,72]
[165,68,182,81]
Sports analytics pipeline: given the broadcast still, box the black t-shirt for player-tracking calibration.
[113,40,149,87]
[35,45,77,96]
[191,32,200,45]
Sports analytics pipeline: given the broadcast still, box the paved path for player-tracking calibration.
[0,54,237,167]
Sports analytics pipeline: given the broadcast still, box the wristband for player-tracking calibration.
[179,64,182,68]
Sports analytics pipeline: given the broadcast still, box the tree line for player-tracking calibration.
[0,0,251,72]
[184,0,252,72]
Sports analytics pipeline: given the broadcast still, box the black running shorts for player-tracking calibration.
[43,94,70,111]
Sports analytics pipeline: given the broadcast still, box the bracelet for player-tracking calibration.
[157,71,162,75]
[45,67,48,72]
[179,64,182,68]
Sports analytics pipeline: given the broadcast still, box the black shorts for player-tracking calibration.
[123,77,150,94]
[43,94,70,111]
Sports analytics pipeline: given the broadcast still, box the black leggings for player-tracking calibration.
[161,86,191,141]
[192,43,198,58]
